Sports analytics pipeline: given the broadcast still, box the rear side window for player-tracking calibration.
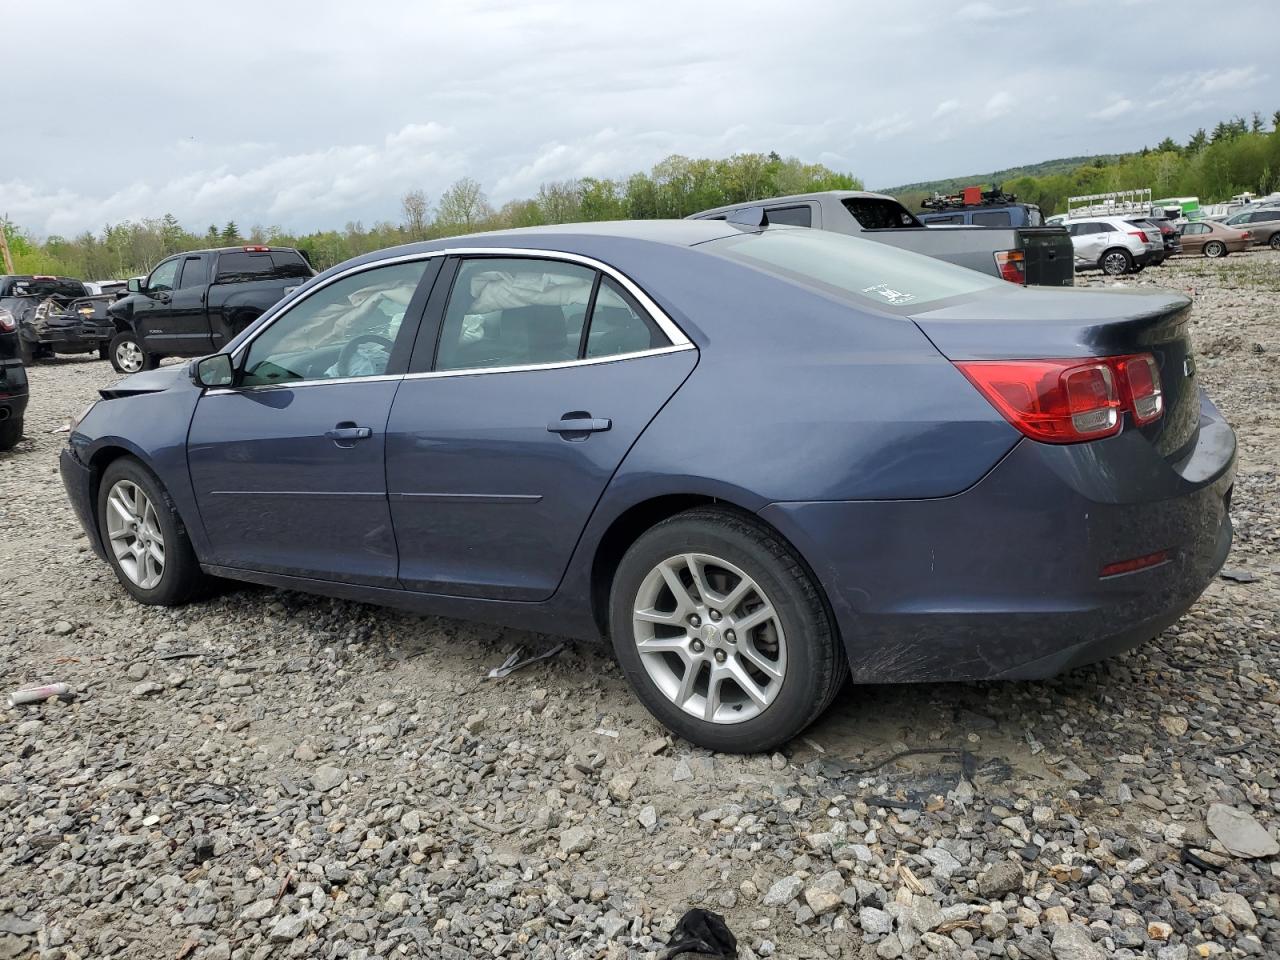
[765,205,812,228]
[921,214,963,225]
[178,256,207,289]
[841,198,922,229]
[971,210,1011,226]
[435,258,669,372]
[216,251,312,282]
[708,228,1001,311]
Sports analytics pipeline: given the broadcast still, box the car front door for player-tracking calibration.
[385,254,697,601]
[186,257,439,586]
[130,256,182,346]
[147,253,212,355]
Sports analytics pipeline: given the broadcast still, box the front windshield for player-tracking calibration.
[705,227,1003,311]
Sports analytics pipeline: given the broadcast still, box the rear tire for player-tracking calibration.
[608,507,846,753]
[108,332,158,374]
[1100,248,1133,276]
[1204,240,1227,258]
[97,457,209,605]
[0,417,22,451]
[1268,233,1280,251]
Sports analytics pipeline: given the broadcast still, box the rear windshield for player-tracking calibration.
[215,251,312,282]
[842,197,922,230]
[0,277,88,299]
[707,228,1002,311]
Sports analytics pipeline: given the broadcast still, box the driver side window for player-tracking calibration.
[148,258,180,293]
[241,260,428,387]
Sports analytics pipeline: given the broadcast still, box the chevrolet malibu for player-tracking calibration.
[60,221,1235,752]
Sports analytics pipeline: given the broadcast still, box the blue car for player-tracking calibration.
[60,221,1235,752]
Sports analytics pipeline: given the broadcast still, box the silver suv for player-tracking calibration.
[1063,216,1163,276]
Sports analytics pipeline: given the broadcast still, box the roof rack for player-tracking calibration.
[1065,189,1153,219]
[920,185,1019,211]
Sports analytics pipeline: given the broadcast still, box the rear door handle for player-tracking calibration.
[547,417,611,434]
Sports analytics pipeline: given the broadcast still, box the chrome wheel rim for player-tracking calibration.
[1102,251,1128,275]
[105,480,165,589]
[115,341,144,372]
[632,553,786,725]
[1205,242,1224,258]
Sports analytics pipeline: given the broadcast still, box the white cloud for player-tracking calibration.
[1091,99,1135,120]
[983,91,1016,120]
[956,2,1029,20]
[932,99,961,120]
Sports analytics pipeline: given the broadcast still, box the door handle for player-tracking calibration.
[325,423,372,445]
[547,416,611,435]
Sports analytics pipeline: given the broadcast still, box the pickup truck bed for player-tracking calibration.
[689,191,1073,287]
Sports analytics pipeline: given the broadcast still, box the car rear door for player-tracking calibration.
[385,254,697,601]
[186,257,439,586]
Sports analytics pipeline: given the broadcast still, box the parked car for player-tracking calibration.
[1133,217,1182,258]
[1177,220,1252,258]
[1063,217,1163,275]
[0,275,111,361]
[916,187,1045,227]
[106,246,313,373]
[61,221,1235,751]
[1221,208,1280,249]
[0,303,29,450]
[688,191,1074,286]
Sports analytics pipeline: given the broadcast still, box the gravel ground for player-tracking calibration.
[1,251,1277,960]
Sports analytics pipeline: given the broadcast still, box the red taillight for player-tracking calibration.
[1100,549,1170,578]
[994,249,1026,284]
[0,314,14,333]
[1128,230,1149,243]
[243,245,270,252]
[955,352,1163,444]
[1118,354,1163,424]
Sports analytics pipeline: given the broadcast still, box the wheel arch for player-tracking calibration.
[587,492,838,644]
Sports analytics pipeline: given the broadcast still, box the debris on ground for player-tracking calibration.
[483,642,565,679]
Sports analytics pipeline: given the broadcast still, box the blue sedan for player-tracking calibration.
[60,220,1235,752]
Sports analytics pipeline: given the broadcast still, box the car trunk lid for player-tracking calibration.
[911,287,1199,460]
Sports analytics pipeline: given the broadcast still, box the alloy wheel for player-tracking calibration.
[631,553,787,724]
[115,340,144,373]
[1204,241,1225,258]
[1102,251,1130,275]
[105,480,166,589]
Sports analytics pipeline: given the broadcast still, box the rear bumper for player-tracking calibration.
[29,318,113,351]
[761,392,1236,683]
[59,447,107,560]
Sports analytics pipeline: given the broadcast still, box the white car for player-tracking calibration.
[1061,216,1163,276]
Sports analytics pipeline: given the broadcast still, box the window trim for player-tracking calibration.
[220,247,693,391]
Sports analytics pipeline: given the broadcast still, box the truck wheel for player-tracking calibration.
[1100,248,1133,276]
[1203,241,1227,258]
[0,417,22,451]
[109,332,158,374]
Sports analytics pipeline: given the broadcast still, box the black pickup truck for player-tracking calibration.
[106,246,313,373]
[0,275,115,362]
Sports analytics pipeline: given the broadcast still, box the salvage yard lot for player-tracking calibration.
[1,252,1278,959]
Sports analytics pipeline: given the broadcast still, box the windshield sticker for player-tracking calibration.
[861,283,917,305]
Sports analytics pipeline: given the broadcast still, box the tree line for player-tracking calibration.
[4,110,1279,280]
[896,111,1280,217]
[1,153,859,278]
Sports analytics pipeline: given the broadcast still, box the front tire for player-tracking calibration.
[97,457,209,605]
[608,507,846,753]
[1100,248,1133,276]
[0,417,22,451]
[108,332,159,374]
[1204,240,1227,258]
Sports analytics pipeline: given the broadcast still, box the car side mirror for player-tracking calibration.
[127,277,143,294]
[192,353,235,388]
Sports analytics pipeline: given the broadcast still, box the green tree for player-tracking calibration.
[435,177,492,233]
[221,221,242,244]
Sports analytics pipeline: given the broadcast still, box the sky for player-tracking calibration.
[6,0,1276,238]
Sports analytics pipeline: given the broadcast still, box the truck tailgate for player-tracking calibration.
[1019,228,1073,287]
